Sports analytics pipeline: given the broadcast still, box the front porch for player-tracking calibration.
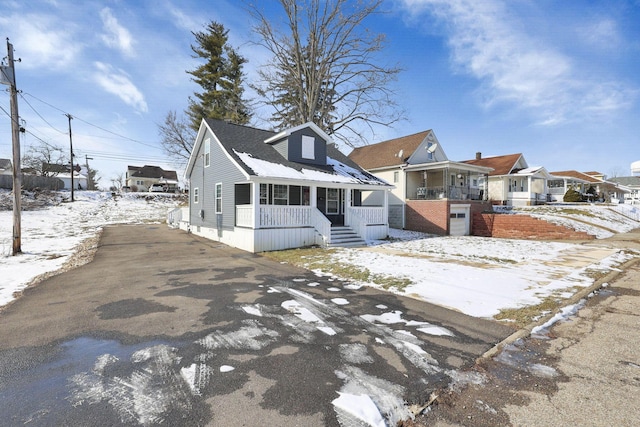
[405,166,489,201]
[233,182,389,251]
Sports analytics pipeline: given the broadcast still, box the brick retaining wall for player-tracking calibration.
[472,212,595,240]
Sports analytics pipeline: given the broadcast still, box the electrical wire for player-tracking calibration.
[18,92,67,135]
[22,92,161,149]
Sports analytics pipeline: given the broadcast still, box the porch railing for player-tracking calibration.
[311,208,331,247]
[348,206,385,224]
[414,186,483,200]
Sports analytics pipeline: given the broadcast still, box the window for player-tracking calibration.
[327,188,339,214]
[204,138,211,167]
[273,184,288,205]
[215,183,222,213]
[193,188,199,204]
[301,135,315,160]
[260,183,269,205]
[427,142,434,160]
[393,171,399,183]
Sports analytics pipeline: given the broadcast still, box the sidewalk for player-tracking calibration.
[413,231,640,426]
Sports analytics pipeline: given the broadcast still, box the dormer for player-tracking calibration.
[264,122,330,166]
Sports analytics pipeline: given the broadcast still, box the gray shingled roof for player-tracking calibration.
[204,119,385,184]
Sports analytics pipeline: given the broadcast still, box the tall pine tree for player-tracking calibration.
[186,21,251,131]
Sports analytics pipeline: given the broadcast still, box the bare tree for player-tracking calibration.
[110,173,124,192]
[249,0,404,148]
[158,110,196,163]
[22,143,68,177]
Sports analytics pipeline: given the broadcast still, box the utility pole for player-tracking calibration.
[3,39,22,255]
[85,155,93,190]
[66,113,74,201]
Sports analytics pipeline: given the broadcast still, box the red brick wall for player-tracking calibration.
[405,200,449,235]
[472,213,595,240]
[404,200,493,235]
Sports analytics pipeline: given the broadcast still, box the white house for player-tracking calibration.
[464,153,552,206]
[348,130,493,235]
[181,119,393,253]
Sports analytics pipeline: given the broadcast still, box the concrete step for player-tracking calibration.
[328,226,366,248]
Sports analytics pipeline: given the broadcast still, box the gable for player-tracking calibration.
[406,131,448,165]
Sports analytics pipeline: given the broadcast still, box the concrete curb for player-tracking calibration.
[478,254,640,362]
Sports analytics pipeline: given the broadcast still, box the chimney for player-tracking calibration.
[476,152,482,160]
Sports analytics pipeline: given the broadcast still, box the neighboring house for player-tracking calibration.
[348,130,493,235]
[548,170,622,202]
[56,171,88,190]
[126,165,179,192]
[183,119,393,253]
[463,153,552,206]
[0,158,11,175]
[608,176,640,204]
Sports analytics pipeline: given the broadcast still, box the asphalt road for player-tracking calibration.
[0,225,513,426]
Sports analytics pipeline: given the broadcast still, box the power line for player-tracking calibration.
[18,92,67,135]
[22,92,161,149]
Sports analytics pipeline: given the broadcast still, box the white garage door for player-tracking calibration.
[449,205,470,236]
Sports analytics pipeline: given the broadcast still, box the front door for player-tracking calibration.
[317,187,344,225]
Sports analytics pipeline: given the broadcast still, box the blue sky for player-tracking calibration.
[1,0,639,188]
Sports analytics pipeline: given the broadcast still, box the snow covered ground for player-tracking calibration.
[1,191,639,322]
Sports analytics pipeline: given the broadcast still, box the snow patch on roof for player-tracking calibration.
[234,151,389,186]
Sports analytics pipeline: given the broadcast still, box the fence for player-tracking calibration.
[0,174,65,191]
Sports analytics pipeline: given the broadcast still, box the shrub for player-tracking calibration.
[563,188,582,202]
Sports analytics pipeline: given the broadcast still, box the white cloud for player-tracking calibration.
[399,0,636,126]
[100,7,135,57]
[0,13,80,71]
[92,62,148,113]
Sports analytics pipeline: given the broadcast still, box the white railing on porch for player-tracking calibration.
[236,205,254,227]
[349,206,385,224]
[260,205,311,227]
[236,204,384,246]
[236,205,312,228]
[311,208,331,247]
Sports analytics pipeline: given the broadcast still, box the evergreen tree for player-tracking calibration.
[186,21,251,131]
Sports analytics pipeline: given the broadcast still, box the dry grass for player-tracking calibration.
[262,247,413,291]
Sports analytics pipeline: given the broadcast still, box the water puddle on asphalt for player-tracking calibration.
[0,336,185,426]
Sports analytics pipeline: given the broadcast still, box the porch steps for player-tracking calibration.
[328,225,366,248]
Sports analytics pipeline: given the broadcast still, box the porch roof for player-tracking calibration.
[403,160,493,174]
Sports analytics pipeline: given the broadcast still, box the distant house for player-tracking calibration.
[463,153,552,206]
[549,170,624,203]
[183,119,392,252]
[126,165,178,192]
[0,158,11,176]
[608,176,640,204]
[348,130,493,235]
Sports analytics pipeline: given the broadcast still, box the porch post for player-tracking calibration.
[252,182,260,229]
[310,186,317,208]
[384,189,389,225]
[345,188,352,225]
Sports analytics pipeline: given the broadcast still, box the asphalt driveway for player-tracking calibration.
[0,225,513,426]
